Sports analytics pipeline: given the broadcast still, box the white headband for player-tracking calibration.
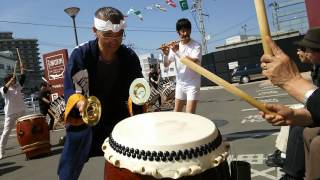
[94,17,126,32]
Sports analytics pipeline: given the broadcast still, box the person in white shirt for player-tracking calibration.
[161,18,202,114]
[0,62,26,159]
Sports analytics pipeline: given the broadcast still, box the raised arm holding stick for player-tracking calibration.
[0,50,27,159]
[16,48,24,75]
[254,1,320,179]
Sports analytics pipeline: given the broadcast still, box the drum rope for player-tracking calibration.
[108,132,223,162]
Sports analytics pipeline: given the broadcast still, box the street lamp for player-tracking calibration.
[64,7,80,46]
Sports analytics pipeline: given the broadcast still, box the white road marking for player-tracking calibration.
[254,93,288,99]
[228,153,284,179]
[241,114,264,124]
[251,168,279,179]
[259,98,279,103]
[256,87,280,92]
[258,90,279,96]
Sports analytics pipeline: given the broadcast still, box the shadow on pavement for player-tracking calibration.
[5,152,24,159]
[26,147,63,160]
[6,145,20,150]
[212,119,229,128]
[50,147,63,156]
[0,165,23,176]
[223,129,279,142]
[0,161,15,168]
[51,143,64,148]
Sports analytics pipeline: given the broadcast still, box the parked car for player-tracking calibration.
[231,63,265,84]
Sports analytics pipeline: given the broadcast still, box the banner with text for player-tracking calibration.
[42,49,68,100]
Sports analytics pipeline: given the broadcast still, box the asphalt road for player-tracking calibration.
[0,79,301,180]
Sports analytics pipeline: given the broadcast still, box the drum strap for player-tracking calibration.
[64,94,86,126]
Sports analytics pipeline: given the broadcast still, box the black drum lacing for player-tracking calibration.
[108,131,222,162]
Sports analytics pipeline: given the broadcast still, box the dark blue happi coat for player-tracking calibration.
[58,39,143,180]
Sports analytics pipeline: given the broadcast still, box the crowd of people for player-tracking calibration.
[1,5,320,180]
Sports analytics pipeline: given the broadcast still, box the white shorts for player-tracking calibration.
[175,84,200,101]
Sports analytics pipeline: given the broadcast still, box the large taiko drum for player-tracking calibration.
[102,112,230,179]
[16,114,51,159]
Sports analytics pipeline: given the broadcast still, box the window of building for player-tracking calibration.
[0,64,4,69]
[6,65,11,70]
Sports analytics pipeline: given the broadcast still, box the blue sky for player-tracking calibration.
[0,0,276,59]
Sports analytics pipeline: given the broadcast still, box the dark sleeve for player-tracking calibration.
[129,48,143,80]
[64,48,82,102]
[126,48,145,111]
[18,74,26,86]
[148,73,152,81]
[306,88,320,126]
[38,90,44,100]
[131,54,143,89]
[3,86,8,93]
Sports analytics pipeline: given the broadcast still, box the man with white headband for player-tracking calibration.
[58,7,143,180]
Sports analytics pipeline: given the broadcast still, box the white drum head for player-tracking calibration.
[102,112,229,179]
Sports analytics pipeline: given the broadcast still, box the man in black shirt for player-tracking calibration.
[38,82,54,130]
[149,68,161,106]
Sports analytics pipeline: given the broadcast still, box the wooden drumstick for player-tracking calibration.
[180,57,272,114]
[13,61,17,76]
[16,48,23,65]
[254,0,272,55]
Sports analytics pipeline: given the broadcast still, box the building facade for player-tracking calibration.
[269,0,308,33]
[138,53,159,80]
[202,31,311,86]
[0,32,42,94]
[0,51,15,86]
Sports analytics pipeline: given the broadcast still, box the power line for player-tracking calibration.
[38,41,74,48]
[0,20,177,33]
[191,0,208,54]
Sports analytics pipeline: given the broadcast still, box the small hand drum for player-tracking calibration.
[129,78,151,106]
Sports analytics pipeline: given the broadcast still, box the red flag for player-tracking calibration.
[166,0,177,8]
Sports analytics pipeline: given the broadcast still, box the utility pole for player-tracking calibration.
[241,24,247,36]
[269,1,280,32]
[192,0,208,55]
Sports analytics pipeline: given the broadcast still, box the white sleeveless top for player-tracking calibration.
[0,83,26,116]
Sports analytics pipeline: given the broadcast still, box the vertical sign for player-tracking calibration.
[42,49,68,100]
